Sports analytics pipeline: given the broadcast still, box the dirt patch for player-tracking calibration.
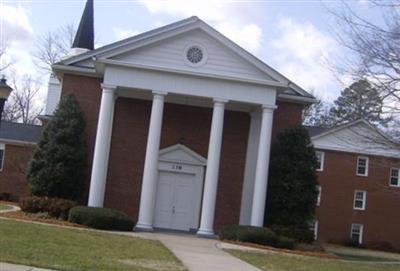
[0,210,86,228]
[120,259,186,271]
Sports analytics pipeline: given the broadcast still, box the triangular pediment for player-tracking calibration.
[58,16,314,101]
[108,28,274,82]
[159,144,207,166]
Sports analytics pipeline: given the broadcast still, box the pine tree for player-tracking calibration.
[265,126,318,228]
[27,95,86,200]
[329,79,391,126]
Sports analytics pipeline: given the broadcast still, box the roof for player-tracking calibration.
[306,119,400,158]
[72,0,94,50]
[55,16,315,104]
[0,121,42,144]
[304,126,329,137]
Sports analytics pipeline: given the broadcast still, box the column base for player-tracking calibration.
[134,223,154,232]
[197,228,216,238]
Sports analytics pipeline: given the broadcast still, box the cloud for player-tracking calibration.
[113,27,140,41]
[271,18,340,100]
[139,0,263,54]
[0,5,33,43]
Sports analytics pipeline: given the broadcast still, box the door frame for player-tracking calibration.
[154,144,206,231]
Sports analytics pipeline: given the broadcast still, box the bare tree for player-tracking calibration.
[2,72,43,124]
[329,1,400,115]
[33,24,75,72]
[0,41,15,72]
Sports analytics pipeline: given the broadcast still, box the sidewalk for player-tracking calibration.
[129,232,262,271]
[0,262,55,271]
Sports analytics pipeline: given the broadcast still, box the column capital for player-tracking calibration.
[152,90,168,96]
[213,98,228,104]
[101,84,117,92]
[261,104,278,113]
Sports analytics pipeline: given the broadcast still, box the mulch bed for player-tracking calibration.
[223,240,339,259]
[0,210,87,228]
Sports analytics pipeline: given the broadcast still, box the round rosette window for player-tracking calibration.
[184,45,207,66]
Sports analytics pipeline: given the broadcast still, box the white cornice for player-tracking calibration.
[98,58,287,88]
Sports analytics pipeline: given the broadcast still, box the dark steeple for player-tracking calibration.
[72,0,94,50]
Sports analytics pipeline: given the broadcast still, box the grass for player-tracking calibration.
[227,246,400,271]
[0,204,13,211]
[325,246,400,262]
[0,219,186,271]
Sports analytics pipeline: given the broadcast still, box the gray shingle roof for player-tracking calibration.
[303,126,329,137]
[0,121,42,143]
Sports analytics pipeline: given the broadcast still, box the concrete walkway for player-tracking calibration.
[0,262,55,271]
[129,232,261,271]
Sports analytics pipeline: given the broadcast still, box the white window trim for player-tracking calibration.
[316,151,325,172]
[350,223,364,244]
[389,167,400,187]
[316,185,321,206]
[353,190,367,211]
[0,143,5,172]
[356,156,369,177]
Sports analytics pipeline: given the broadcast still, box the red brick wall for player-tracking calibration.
[272,101,304,140]
[316,149,400,249]
[0,144,35,200]
[61,74,102,200]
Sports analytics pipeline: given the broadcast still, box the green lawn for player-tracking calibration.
[227,246,400,271]
[0,219,186,271]
[0,204,13,211]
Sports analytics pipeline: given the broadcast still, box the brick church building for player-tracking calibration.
[50,0,314,235]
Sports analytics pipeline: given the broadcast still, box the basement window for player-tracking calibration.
[390,168,400,187]
[353,190,367,210]
[315,151,324,171]
[350,223,364,244]
[356,156,369,176]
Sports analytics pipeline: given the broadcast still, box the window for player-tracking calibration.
[350,223,364,244]
[353,190,367,210]
[390,168,400,187]
[316,185,322,206]
[356,156,369,176]
[316,151,325,171]
[0,145,4,171]
[309,220,319,240]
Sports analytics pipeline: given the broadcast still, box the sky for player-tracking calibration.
[0,0,385,105]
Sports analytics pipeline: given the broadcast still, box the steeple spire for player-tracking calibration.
[72,0,94,50]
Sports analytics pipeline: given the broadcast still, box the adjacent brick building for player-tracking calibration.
[0,121,41,201]
[307,120,400,250]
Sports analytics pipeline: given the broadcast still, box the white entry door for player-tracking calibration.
[154,171,197,231]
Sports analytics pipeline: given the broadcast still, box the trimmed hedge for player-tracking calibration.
[19,196,78,220]
[68,206,135,231]
[218,225,295,249]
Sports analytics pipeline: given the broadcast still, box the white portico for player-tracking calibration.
[54,16,314,235]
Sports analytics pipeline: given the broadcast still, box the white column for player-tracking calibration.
[136,91,166,231]
[239,111,261,225]
[197,99,226,236]
[88,85,117,207]
[250,105,276,227]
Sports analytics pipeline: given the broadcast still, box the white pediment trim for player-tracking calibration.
[159,144,207,166]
